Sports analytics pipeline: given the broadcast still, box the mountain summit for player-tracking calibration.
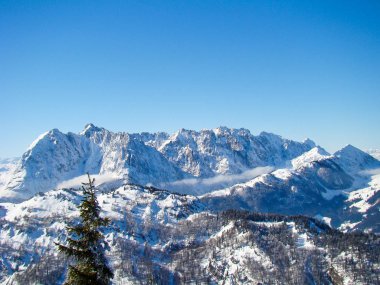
[1,125,316,202]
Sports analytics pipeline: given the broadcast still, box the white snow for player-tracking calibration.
[291,146,330,169]
[296,233,314,249]
[211,222,235,239]
[347,172,380,213]
[272,168,293,180]
[287,222,315,249]
[27,131,49,151]
[314,214,332,227]
[339,221,362,232]
[205,222,274,283]
[0,158,19,191]
[322,189,348,200]
[250,221,284,227]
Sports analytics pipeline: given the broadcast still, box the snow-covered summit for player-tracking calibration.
[80,123,106,136]
[291,146,331,169]
[334,144,380,173]
[1,129,102,202]
[27,131,50,151]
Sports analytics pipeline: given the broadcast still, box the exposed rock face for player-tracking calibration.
[1,125,317,201]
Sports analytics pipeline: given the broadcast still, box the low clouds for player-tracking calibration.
[57,173,121,190]
[161,166,274,195]
[55,167,275,196]
[360,168,380,176]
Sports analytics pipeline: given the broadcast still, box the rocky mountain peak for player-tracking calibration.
[80,123,106,137]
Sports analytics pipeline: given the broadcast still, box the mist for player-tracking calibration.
[161,166,274,195]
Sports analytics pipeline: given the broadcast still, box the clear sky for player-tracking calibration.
[1,0,379,157]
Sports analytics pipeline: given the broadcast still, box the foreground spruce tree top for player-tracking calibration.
[57,174,113,285]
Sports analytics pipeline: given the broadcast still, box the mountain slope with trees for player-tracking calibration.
[0,183,379,284]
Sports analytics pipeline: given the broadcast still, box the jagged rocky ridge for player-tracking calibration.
[1,124,318,202]
[0,125,380,284]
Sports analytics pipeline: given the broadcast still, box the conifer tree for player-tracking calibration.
[57,174,114,285]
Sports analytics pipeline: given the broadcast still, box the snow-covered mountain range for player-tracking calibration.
[1,124,379,232]
[0,125,379,284]
[0,124,318,202]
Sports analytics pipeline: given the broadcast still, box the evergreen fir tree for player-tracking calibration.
[57,174,114,285]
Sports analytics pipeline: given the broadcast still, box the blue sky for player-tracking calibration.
[1,0,379,157]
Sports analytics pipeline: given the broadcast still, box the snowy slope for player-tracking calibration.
[341,171,380,232]
[291,146,330,169]
[0,181,378,284]
[0,129,102,202]
[0,158,19,190]
[0,182,203,284]
[202,146,380,233]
